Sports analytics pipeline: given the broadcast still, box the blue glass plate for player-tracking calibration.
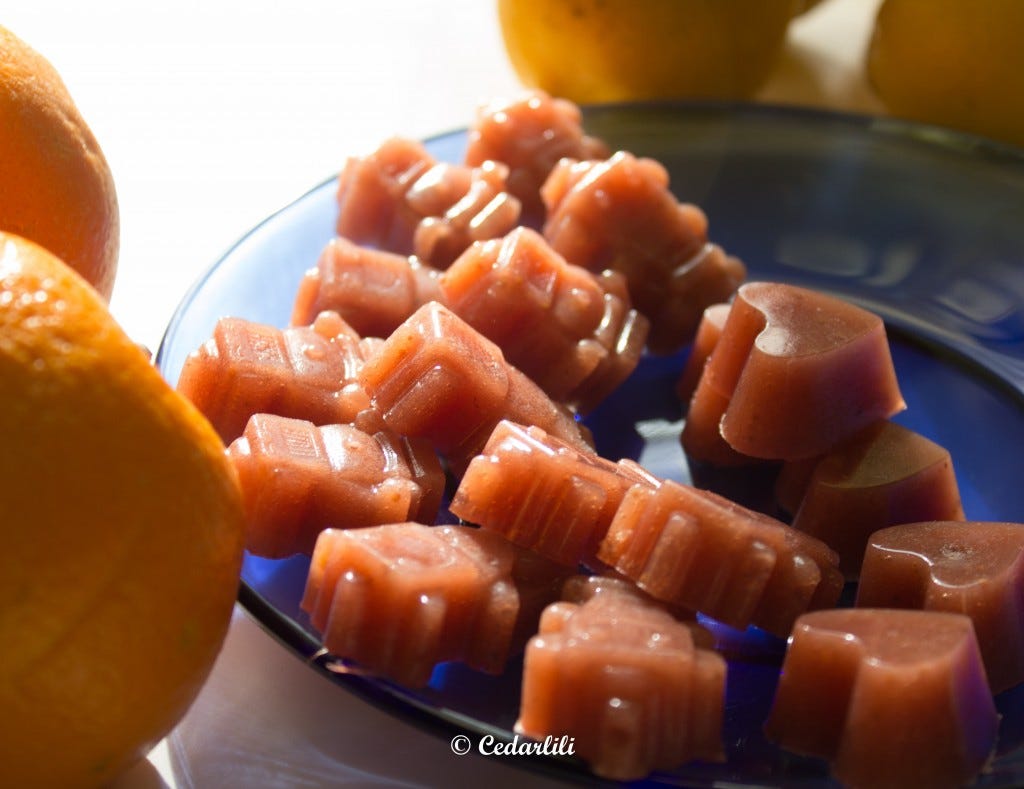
[156,102,1024,787]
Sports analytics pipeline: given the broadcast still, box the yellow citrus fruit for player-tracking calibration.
[867,0,1024,148]
[0,24,119,301]
[497,0,799,104]
[0,232,245,788]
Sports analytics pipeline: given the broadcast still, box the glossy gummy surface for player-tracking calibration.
[157,102,1024,787]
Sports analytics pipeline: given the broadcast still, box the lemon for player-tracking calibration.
[867,0,1024,148]
[497,0,799,104]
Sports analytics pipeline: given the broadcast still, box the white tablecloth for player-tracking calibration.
[2,1,884,785]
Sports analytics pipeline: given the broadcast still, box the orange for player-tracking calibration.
[867,0,1024,148]
[0,232,245,788]
[496,0,798,104]
[0,24,119,300]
